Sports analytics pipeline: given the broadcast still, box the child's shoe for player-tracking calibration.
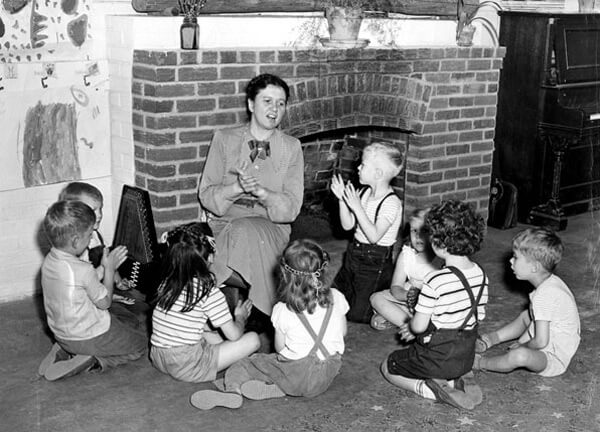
[425,378,476,410]
[240,380,286,400]
[190,390,243,410]
[38,343,69,376]
[455,372,483,406]
[370,312,396,331]
[44,354,97,381]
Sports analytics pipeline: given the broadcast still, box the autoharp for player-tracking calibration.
[112,185,162,294]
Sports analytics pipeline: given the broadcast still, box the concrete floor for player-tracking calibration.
[2,212,600,432]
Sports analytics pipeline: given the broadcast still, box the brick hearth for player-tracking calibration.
[131,47,505,233]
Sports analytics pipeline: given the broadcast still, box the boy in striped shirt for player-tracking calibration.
[381,200,488,410]
[330,142,404,323]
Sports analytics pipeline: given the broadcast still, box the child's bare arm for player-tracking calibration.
[496,309,531,344]
[512,320,549,350]
[274,329,285,353]
[398,311,431,342]
[390,251,408,300]
[96,246,128,309]
[219,299,252,341]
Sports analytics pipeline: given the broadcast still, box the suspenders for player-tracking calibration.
[445,264,486,330]
[359,188,397,223]
[295,305,334,359]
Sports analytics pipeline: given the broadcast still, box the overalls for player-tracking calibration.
[334,191,397,323]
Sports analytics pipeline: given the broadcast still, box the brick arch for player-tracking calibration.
[280,74,434,137]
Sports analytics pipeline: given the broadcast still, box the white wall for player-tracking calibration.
[0,0,572,302]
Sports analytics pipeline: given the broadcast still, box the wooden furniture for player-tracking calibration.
[493,11,600,230]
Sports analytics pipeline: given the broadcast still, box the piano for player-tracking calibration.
[493,11,600,230]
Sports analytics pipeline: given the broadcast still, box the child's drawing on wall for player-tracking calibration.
[0,0,96,63]
[0,60,110,191]
[22,101,81,187]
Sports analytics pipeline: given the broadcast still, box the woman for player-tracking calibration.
[198,74,304,337]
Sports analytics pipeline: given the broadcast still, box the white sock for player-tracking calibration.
[415,380,436,400]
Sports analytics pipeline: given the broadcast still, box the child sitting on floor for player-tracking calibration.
[330,142,403,323]
[474,227,580,377]
[381,200,488,410]
[190,239,349,410]
[39,201,147,381]
[370,208,441,331]
[149,222,260,384]
[58,182,133,304]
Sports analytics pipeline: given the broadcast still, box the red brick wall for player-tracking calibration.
[132,47,505,232]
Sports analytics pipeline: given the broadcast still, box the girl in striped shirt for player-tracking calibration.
[149,223,260,384]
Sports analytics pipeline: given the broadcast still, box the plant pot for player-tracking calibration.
[578,0,595,12]
[325,6,363,41]
[180,16,199,50]
[456,24,476,47]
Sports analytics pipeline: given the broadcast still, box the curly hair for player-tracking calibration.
[277,239,331,314]
[154,222,216,313]
[512,227,563,272]
[425,200,485,256]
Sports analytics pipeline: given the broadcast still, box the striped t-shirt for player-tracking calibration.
[415,264,488,330]
[150,280,232,348]
[354,189,403,247]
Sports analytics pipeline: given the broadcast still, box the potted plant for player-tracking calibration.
[177,0,207,49]
[456,0,502,47]
[321,0,388,47]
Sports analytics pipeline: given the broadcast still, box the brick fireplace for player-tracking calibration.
[131,46,505,234]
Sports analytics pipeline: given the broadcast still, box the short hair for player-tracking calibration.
[362,142,403,179]
[512,227,563,272]
[58,182,103,204]
[245,73,290,104]
[425,199,485,256]
[43,200,96,248]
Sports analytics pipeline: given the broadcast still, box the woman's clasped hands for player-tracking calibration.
[234,161,263,197]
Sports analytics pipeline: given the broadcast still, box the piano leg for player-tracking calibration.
[527,130,574,231]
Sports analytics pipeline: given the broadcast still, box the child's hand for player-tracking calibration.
[103,246,128,272]
[234,299,253,325]
[115,277,133,291]
[330,174,345,200]
[342,182,362,212]
[398,323,416,342]
[507,341,522,351]
[406,286,421,312]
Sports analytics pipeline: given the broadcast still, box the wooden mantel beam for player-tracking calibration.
[132,0,476,18]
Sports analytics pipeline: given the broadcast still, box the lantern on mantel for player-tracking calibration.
[178,0,207,49]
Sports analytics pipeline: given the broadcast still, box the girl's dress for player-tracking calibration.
[223,288,349,397]
[149,280,232,383]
